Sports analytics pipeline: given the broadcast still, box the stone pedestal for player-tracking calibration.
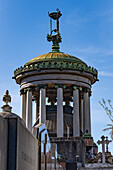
[50,137,86,164]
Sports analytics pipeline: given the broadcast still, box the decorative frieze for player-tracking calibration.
[14,61,98,79]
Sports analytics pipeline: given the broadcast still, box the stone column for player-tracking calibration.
[73,88,80,137]
[26,89,32,132]
[84,90,90,134]
[35,97,39,122]
[57,88,63,137]
[21,92,26,123]
[88,94,91,134]
[80,94,84,134]
[39,88,46,124]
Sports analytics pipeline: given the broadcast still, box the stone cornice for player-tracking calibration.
[14,60,98,79]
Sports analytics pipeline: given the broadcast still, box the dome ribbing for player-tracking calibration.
[25,52,87,66]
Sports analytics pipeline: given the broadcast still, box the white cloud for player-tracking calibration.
[73,46,113,57]
[65,10,91,27]
[99,71,113,77]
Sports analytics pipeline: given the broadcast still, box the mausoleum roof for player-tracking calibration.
[25,52,87,66]
[13,9,98,84]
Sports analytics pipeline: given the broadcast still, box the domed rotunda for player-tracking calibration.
[13,9,98,142]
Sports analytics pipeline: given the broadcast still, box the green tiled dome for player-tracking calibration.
[14,51,98,79]
[25,52,87,66]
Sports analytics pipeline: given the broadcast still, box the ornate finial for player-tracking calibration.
[47,9,62,52]
[3,90,11,105]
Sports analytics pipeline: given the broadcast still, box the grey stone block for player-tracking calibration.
[0,116,38,170]
[0,116,8,170]
[16,119,38,170]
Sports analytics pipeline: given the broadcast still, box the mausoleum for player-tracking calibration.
[13,9,98,166]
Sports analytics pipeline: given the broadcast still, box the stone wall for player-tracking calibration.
[16,119,38,170]
[0,116,38,170]
[51,137,86,163]
[0,116,8,170]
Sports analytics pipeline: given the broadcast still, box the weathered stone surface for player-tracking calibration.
[16,119,38,170]
[0,114,38,170]
[50,137,86,163]
[0,116,8,170]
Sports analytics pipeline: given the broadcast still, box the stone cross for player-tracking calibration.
[97,135,106,163]
[105,136,112,153]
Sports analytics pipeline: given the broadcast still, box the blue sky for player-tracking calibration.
[0,0,113,153]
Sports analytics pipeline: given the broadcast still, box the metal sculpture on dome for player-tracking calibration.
[47,9,62,52]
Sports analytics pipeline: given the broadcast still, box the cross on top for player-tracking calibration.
[97,135,112,152]
[97,135,112,163]
[97,135,105,145]
[105,136,112,152]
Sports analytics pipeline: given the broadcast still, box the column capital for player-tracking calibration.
[20,89,25,95]
[73,85,82,91]
[38,84,48,89]
[83,88,92,96]
[21,87,35,95]
[55,84,66,89]
[83,87,90,92]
